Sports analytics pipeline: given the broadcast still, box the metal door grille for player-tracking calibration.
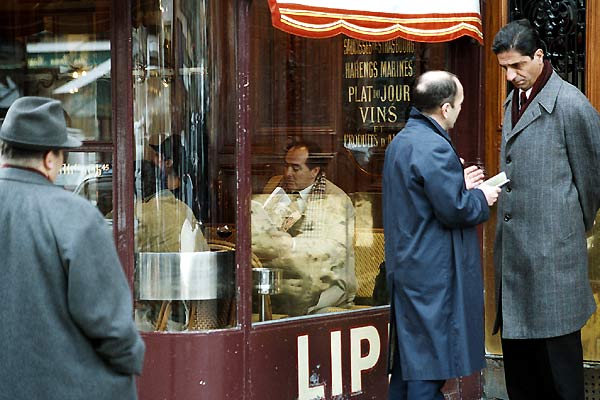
[585,368,600,400]
[508,0,586,92]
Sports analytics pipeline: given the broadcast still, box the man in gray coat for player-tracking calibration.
[492,19,600,399]
[0,97,145,399]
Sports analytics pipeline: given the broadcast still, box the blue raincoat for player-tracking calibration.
[383,107,489,380]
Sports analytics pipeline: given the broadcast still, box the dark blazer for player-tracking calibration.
[494,71,599,339]
[0,167,145,400]
[383,107,489,380]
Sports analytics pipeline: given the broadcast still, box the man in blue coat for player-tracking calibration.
[0,97,145,399]
[383,71,500,399]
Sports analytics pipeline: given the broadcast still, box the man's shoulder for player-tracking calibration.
[555,78,588,102]
[44,184,107,224]
[404,115,434,130]
[540,72,585,102]
[395,126,452,159]
[3,173,95,211]
[387,122,451,167]
[3,180,109,238]
[399,117,445,142]
[47,183,94,204]
[323,180,353,211]
[545,74,597,116]
[324,179,348,196]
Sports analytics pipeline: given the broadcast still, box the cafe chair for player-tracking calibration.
[353,228,385,306]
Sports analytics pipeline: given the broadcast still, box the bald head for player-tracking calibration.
[412,71,460,113]
[412,70,464,130]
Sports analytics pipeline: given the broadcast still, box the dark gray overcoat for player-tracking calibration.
[494,72,599,338]
[0,167,145,400]
[383,108,490,380]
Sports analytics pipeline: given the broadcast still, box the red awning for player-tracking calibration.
[268,0,483,44]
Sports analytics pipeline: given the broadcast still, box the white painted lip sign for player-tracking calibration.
[297,324,388,399]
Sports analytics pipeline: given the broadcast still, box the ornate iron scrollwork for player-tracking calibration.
[509,0,586,91]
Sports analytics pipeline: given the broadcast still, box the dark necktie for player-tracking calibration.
[520,90,528,112]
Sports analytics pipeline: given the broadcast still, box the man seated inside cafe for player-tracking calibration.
[252,140,356,317]
[150,133,195,210]
[135,159,209,331]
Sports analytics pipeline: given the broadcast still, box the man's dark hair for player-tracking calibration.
[287,140,329,172]
[153,134,189,178]
[411,71,458,114]
[139,159,160,200]
[492,19,542,57]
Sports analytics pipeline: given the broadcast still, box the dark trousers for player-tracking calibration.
[501,330,584,400]
[388,339,445,400]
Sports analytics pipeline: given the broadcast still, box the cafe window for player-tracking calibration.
[248,1,448,323]
[56,151,113,220]
[0,1,113,200]
[131,0,238,332]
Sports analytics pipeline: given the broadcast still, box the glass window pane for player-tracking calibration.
[584,216,600,361]
[132,0,237,332]
[56,151,113,222]
[0,1,111,141]
[249,1,445,323]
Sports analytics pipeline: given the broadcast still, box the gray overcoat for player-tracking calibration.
[494,71,600,339]
[0,167,145,399]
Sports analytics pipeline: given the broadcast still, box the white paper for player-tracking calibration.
[483,171,510,188]
[180,219,197,252]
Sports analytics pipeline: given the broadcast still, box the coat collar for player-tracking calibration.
[407,107,461,160]
[503,71,562,143]
[0,165,54,186]
[408,106,452,143]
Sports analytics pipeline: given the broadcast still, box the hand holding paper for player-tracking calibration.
[476,171,507,206]
[483,171,510,188]
[464,164,485,189]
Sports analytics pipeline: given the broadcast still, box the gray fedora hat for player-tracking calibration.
[0,96,82,150]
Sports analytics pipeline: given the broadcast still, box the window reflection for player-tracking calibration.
[132,0,237,332]
[0,2,111,137]
[56,151,113,219]
[134,158,211,331]
[248,0,431,322]
[135,159,208,253]
[584,215,600,360]
[0,0,114,234]
[252,141,357,318]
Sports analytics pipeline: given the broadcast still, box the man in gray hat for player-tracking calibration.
[0,97,145,400]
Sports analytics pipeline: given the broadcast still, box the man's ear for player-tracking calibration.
[165,159,174,168]
[42,151,57,171]
[310,166,321,179]
[534,48,544,64]
[440,102,451,118]
[41,150,62,181]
